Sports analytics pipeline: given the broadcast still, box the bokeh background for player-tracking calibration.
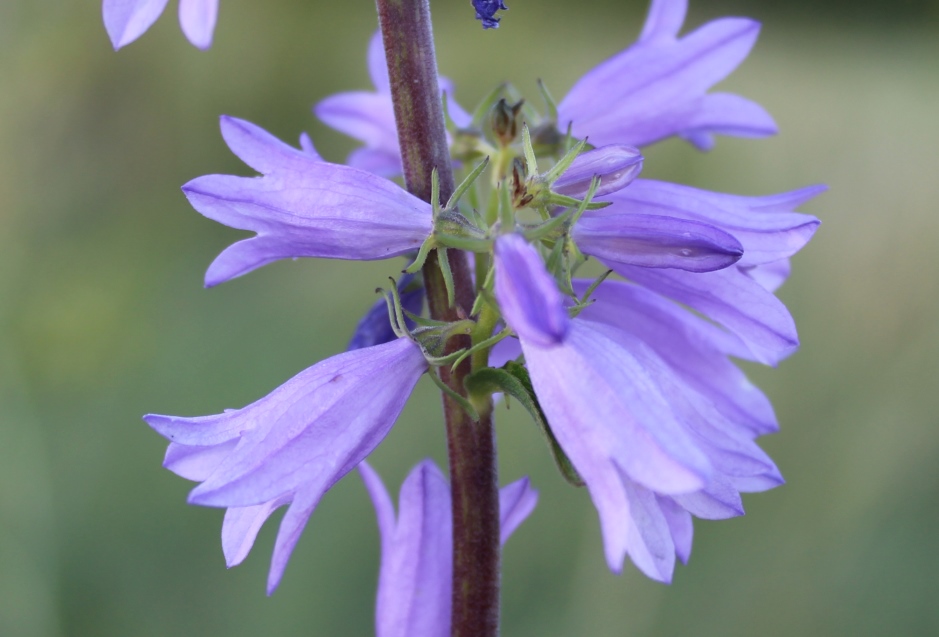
[2,0,938,635]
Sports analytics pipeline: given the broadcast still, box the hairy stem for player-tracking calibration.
[375,2,500,636]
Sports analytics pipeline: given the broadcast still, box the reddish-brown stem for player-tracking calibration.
[375,1,500,636]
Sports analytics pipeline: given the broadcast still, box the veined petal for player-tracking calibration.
[494,234,570,346]
[183,338,426,506]
[616,473,676,582]
[657,495,693,564]
[554,145,644,199]
[315,92,399,155]
[499,477,539,544]
[178,0,218,49]
[182,121,432,286]
[608,262,799,365]
[559,9,767,148]
[372,461,452,637]
[221,494,290,568]
[360,461,538,637]
[574,279,778,434]
[523,321,711,498]
[605,179,823,266]
[103,0,170,50]
[219,116,322,175]
[678,93,777,151]
[574,213,743,272]
[163,440,237,481]
[638,0,687,43]
[367,30,391,94]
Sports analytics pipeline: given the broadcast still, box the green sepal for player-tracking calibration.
[465,361,585,487]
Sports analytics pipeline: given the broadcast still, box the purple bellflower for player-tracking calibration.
[471,0,508,30]
[317,0,776,177]
[183,116,433,287]
[557,0,777,150]
[144,337,428,594]
[359,460,537,637]
[315,32,472,177]
[493,234,785,581]
[103,0,218,50]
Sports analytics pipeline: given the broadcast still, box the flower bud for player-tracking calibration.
[553,145,643,199]
[490,98,524,146]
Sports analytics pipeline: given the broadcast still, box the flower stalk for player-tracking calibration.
[375,1,501,635]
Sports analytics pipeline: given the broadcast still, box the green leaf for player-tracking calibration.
[465,362,584,487]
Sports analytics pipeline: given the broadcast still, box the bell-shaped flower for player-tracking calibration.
[577,180,823,364]
[103,0,218,50]
[182,116,434,286]
[493,234,782,582]
[143,336,428,594]
[358,460,538,637]
[315,32,472,177]
[557,0,777,150]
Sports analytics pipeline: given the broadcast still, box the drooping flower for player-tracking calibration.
[144,337,428,594]
[103,0,218,50]
[492,233,786,581]
[358,460,537,637]
[576,179,824,364]
[183,116,434,287]
[471,0,508,30]
[557,0,777,150]
[315,32,471,177]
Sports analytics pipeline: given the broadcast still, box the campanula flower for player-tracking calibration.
[144,337,428,594]
[471,0,508,30]
[493,234,785,581]
[103,0,218,50]
[358,460,537,637]
[557,0,778,150]
[184,116,433,287]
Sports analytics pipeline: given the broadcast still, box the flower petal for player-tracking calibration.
[103,0,170,50]
[554,145,644,199]
[616,473,676,583]
[185,339,426,507]
[181,124,432,286]
[499,477,539,545]
[178,0,218,49]
[657,495,693,564]
[559,11,766,148]
[494,234,570,346]
[163,440,237,481]
[574,279,778,434]
[608,262,798,365]
[219,115,322,175]
[606,179,823,266]
[574,213,743,272]
[221,495,290,568]
[373,461,452,637]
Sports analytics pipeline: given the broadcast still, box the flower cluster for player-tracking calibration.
[138,0,821,617]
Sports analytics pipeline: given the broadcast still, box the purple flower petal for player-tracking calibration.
[144,337,427,593]
[604,179,823,266]
[178,0,218,49]
[657,495,693,564]
[103,0,170,50]
[558,0,772,149]
[315,31,470,177]
[573,279,778,434]
[574,212,743,273]
[219,115,321,175]
[607,262,799,365]
[553,145,644,199]
[493,234,570,346]
[359,461,538,637]
[616,473,676,582]
[499,476,539,544]
[638,0,687,43]
[182,118,432,286]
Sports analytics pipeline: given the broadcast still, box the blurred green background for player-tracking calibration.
[2,0,938,635]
